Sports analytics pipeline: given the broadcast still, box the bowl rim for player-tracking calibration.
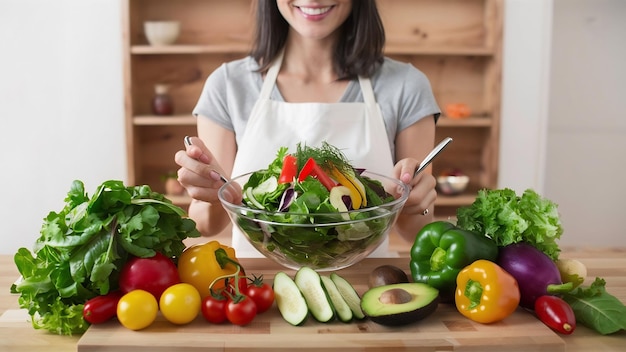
[218,170,410,219]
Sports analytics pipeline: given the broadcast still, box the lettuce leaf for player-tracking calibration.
[562,277,626,335]
[456,188,563,260]
[10,180,200,335]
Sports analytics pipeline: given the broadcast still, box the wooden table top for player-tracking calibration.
[1,248,625,351]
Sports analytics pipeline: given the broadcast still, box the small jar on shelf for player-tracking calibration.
[152,84,174,116]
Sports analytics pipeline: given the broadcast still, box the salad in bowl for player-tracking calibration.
[218,142,409,270]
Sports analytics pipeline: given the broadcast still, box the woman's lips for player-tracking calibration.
[295,5,334,20]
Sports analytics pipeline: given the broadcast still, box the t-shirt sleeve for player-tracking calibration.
[192,63,235,131]
[396,63,441,131]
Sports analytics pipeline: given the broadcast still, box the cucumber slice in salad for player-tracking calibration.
[273,271,308,326]
[295,267,334,323]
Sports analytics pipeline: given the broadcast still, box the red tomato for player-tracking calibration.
[118,252,180,300]
[226,275,248,296]
[201,295,229,324]
[225,296,257,326]
[82,290,123,324]
[244,280,275,313]
[534,295,576,335]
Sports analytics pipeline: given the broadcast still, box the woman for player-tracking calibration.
[175,0,440,257]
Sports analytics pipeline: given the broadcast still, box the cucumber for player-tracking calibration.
[331,272,365,319]
[321,275,353,322]
[273,271,308,326]
[295,267,334,323]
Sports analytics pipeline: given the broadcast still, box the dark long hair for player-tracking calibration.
[251,0,385,80]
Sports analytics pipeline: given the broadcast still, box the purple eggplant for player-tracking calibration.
[497,243,573,308]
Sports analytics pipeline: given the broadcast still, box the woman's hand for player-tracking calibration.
[392,158,437,242]
[174,136,241,205]
[395,158,437,217]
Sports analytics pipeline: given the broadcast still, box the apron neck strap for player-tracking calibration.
[259,50,284,99]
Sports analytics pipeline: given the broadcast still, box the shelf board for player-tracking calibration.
[385,43,494,56]
[130,44,493,57]
[131,43,250,55]
[435,194,477,207]
[437,116,492,127]
[134,115,196,125]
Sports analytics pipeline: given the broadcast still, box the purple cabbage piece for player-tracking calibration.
[342,195,352,210]
[278,187,296,212]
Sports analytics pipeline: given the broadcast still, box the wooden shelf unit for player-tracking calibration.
[122,0,503,217]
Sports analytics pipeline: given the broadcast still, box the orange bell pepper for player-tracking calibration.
[455,259,520,323]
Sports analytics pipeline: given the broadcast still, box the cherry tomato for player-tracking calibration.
[159,283,202,325]
[201,294,229,324]
[534,295,576,335]
[226,275,249,296]
[83,290,123,324]
[244,277,275,313]
[117,290,158,331]
[225,296,257,326]
[119,252,180,300]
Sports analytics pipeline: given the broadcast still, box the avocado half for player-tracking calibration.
[360,282,439,326]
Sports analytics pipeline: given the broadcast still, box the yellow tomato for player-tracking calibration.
[159,283,202,325]
[117,290,158,330]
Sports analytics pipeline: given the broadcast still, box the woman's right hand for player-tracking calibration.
[174,136,241,205]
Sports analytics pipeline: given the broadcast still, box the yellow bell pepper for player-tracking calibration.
[177,241,240,299]
[455,259,521,324]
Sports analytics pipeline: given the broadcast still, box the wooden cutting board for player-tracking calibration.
[77,258,565,352]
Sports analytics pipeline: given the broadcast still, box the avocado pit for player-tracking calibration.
[379,288,412,305]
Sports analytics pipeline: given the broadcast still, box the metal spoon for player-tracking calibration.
[183,136,229,183]
[413,137,453,178]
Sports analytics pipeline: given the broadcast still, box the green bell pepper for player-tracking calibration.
[409,221,499,301]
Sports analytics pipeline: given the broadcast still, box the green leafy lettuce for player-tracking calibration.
[10,180,200,335]
[456,188,563,260]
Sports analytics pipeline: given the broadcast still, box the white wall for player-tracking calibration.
[0,0,126,254]
[544,0,626,246]
[0,0,623,254]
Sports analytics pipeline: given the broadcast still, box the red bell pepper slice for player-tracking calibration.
[298,157,336,191]
[278,154,297,184]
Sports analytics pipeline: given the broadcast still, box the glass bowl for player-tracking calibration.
[218,171,410,271]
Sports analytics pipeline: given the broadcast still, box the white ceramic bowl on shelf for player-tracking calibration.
[436,175,470,196]
[144,21,180,46]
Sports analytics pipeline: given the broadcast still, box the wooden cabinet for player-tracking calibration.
[122,0,503,219]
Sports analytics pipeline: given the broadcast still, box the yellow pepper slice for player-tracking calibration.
[455,259,521,324]
[329,166,366,209]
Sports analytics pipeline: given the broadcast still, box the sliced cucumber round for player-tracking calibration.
[321,275,353,323]
[295,267,334,323]
[273,271,308,326]
[331,272,365,319]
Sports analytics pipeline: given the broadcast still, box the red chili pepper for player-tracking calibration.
[278,154,297,184]
[298,157,336,191]
[82,290,124,324]
[534,295,576,335]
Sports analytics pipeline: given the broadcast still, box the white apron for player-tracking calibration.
[231,51,396,258]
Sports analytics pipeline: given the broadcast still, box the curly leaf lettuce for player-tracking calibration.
[456,188,563,260]
[10,180,200,335]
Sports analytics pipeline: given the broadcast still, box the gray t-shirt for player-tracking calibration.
[193,56,440,161]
